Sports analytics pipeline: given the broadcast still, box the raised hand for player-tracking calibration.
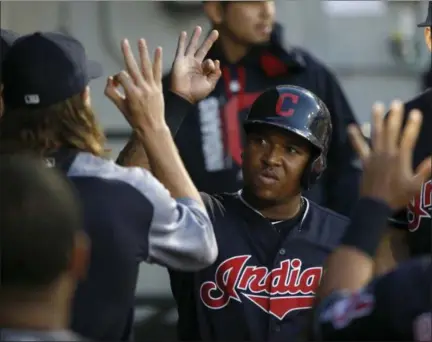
[105,38,166,134]
[348,100,431,210]
[170,26,221,104]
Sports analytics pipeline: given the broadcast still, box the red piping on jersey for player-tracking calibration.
[221,66,246,165]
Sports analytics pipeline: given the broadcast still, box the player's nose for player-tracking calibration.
[262,146,282,167]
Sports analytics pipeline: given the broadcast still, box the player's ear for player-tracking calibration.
[424,27,431,52]
[203,1,224,25]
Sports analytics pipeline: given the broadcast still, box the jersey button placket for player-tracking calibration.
[278,248,286,256]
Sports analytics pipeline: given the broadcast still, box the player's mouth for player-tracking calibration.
[256,23,272,35]
[258,169,279,185]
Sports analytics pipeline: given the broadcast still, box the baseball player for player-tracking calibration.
[168,85,349,341]
[311,100,431,341]
[0,30,219,341]
[374,1,432,275]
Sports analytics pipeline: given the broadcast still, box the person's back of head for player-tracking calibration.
[0,29,20,116]
[0,154,89,341]
[0,31,105,157]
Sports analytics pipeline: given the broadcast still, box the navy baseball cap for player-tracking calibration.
[2,31,103,109]
[418,1,432,27]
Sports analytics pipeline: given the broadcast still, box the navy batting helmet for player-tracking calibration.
[243,85,332,190]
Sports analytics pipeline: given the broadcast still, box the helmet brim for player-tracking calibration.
[244,119,324,152]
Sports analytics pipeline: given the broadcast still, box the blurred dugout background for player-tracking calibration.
[1,0,430,340]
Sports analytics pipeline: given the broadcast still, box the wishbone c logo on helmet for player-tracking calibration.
[243,85,332,190]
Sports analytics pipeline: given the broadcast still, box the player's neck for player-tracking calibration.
[0,283,71,331]
[217,32,250,64]
[241,190,303,221]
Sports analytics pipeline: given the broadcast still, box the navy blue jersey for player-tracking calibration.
[388,89,432,256]
[312,256,432,341]
[48,150,217,341]
[169,192,349,341]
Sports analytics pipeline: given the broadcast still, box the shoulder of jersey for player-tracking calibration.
[67,152,152,188]
[403,88,432,115]
[307,200,350,225]
[200,192,236,218]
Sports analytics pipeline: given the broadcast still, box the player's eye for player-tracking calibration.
[251,135,268,146]
[286,146,299,154]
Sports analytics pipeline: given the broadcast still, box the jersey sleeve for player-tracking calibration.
[311,285,380,341]
[128,168,218,271]
[388,208,408,229]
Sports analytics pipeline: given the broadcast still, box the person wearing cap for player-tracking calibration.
[0,28,19,116]
[163,1,362,217]
[373,1,432,275]
[0,30,221,341]
[0,154,90,342]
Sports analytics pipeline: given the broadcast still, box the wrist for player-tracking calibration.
[168,89,196,105]
[340,197,393,258]
[135,125,172,143]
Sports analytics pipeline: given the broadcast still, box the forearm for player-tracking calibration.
[136,127,204,208]
[373,227,409,275]
[116,133,151,170]
[318,198,392,298]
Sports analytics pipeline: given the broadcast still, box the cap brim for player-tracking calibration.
[87,60,103,80]
[417,21,431,27]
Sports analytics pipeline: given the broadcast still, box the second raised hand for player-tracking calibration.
[114,38,166,134]
[170,26,221,104]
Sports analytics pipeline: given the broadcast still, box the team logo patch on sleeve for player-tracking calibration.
[319,289,375,329]
[413,312,432,342]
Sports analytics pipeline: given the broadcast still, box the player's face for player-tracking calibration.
[242,125,312,201]
[206,1,275,45]
[424,27,431,51]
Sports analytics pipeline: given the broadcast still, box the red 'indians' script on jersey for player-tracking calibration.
[408,179,432,232]
[200,255,323,320]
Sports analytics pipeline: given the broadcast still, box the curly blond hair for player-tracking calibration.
[0,93,106,156]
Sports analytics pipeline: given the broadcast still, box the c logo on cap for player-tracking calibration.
[275,93,299,117]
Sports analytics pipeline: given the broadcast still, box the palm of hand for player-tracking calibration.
[172,57,216,102]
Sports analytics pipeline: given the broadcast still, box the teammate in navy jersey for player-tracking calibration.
[0,29,220,341]
[167,84,350,341]
[311,100,431,341]
[373,1,432,275]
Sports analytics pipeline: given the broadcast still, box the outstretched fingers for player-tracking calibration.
[185,26,202,57]
[371,102,385,153]
[175,31,187,59]
[195,29,219,62]
[138,39,153,82]
[152,47,163,84]
[385,100,404,154]
[348,124,370,162]
[399,109,423,169]
[121,39,143,86]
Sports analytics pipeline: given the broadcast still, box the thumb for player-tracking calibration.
[412,156,432,190]
[202,59,215,75]
[207,60,222,85]
[415,156,432,179]
[104,76,128,114]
